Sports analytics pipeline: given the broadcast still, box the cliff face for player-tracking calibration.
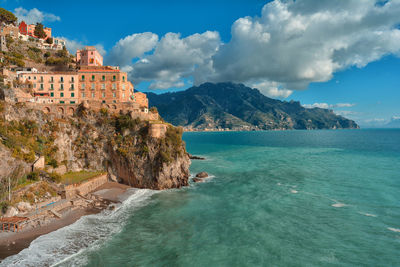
[0,101,190,190]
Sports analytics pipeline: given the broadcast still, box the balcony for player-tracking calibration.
[69,88,75,91]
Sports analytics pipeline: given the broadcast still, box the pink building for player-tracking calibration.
[19,21,51,40]
[76,46,103,66]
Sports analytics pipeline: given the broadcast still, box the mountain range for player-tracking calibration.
[145,82,359,130]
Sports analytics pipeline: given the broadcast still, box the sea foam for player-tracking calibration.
[0,189,156,267]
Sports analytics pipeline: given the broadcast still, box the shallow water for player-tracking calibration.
[2,129,400,266]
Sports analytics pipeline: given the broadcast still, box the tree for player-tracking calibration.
[45,37,53,44]
[34,23,47,39]
[0,8,17,25]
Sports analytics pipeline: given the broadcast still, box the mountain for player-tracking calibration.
[145,82,359,130]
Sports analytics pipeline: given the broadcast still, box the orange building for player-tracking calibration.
[76,46,103,66]
[77,66,134,105]
[18,72,79,104]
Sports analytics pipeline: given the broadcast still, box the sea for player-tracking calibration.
[1,129,400,267]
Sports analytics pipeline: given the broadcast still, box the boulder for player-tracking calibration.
[16,201,32,213]
[195,172,208,178]
[4,206,18,217]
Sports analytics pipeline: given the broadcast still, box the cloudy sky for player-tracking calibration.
[2,0,400,126]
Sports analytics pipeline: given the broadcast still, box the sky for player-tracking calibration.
[1,0,399,127]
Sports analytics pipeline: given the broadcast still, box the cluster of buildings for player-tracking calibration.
[0,20,66,51]
[12,46,149,115]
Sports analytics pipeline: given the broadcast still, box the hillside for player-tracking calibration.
[146,82,359,130]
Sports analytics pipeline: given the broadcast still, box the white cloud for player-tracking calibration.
[106,32,158,66]
[14,7,60,24]
[249,80,293,98]
[59,37,105,56]
[303,103,356,109]
[107,0,400,96]
[126,31,220,90]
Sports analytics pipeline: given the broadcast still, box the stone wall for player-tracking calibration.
[64,174,107,199]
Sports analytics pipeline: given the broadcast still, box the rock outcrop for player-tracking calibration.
[0,102,190,192]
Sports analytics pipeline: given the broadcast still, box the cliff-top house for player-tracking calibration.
[16,47,149,116]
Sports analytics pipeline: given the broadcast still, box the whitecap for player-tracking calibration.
[331,203,346,208]
[358,212,377,217]
[388,227,400,233]
[290,190,298,194]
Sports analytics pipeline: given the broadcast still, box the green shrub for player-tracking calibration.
[47,158,58,168]
[49,172,62,183]
[27,171,39,181]
[0,201,9,214]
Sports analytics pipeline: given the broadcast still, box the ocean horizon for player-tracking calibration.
[2,129,400,266]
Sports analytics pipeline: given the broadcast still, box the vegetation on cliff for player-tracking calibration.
[146,82,359,130]
[0,101,190,213]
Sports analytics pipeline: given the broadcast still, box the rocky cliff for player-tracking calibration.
[0,101,190,193]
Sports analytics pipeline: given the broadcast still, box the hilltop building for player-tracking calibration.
[18,21,51,40]
[12,47,150,116]
[76,46,103,66]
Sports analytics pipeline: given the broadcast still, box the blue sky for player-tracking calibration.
[1,0,400,126]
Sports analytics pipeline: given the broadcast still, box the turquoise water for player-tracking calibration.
[3,130,400,266]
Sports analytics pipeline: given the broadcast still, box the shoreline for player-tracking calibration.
[0,181,130,261]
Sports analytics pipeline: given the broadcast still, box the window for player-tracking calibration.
[71,84,74,90]
[102,100,106,103]
[60,92,64,97]
[112,75,116,81]
[28,76,31,80]
[33,76,36,80]
[81,83,85,89]
[70,101,75,104]
[71,93,75,97]
[60,77,64,82]
[122,93,125,98]
[40,84,44,90]
[91,83,95,90]
[50,92,54,97]
[91,75,95,81]
[102,92,105,98]
[102,75,105,81]
[60,101,65,104]
[123,76,125,82]
[81,75,85,81]
[113,100,116,103]
[112,92,116,98]
[71,77,74,82]
[91,92,95,98]
[122,84,125,90]
[101,83,105,90]
[82,92,85,97]
[112,83,116,90]
[60,84,64,90]
[33,84,36,88]
[50,84,54,90]
[40,76,43,82]
[50,76,54,82]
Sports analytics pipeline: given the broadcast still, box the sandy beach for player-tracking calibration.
[0,182,131,261]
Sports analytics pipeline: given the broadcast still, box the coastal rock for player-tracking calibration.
[195,172,208,178]
[4,206,18,217]
[188,153,205,160]
[193,178,205,183]
[17,201,32,213]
